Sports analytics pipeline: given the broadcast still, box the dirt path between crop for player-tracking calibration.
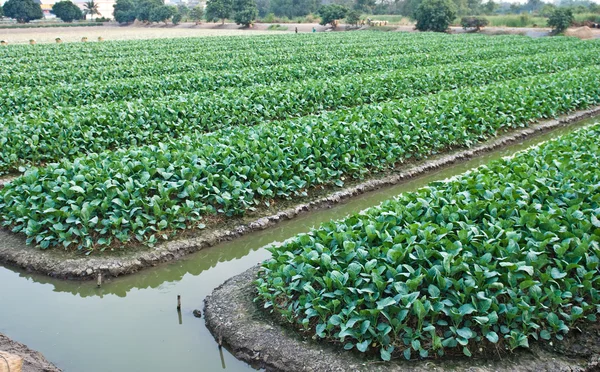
[0,107,599,280]
[0,333,61,372]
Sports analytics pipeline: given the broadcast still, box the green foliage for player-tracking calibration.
[113,0,136,23]
[205,0,232,23]
[318,4,348,26]
[256,124,600,360]
[233,0,258,26]
[0,4,4,18]
[172,11,182,24]
[83,0,100,19]
[52,0,83,23]
[149,5,175,23]
[136,0,163,22]
[3,39,596,174]
[1,62,600,250]
[548,8,574,34]
[415,0,457,32]
[461,16,489,30]
[354,0,375,13]
[176,3,189,17]
[2,0,43,23]
[268,0,318,19]
[189,5,204,23]
[345,9,361,26]
[267,23,288,30]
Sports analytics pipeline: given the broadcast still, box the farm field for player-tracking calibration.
[256,123,600,361]
[1,32,600,255]
[0,24,278,44]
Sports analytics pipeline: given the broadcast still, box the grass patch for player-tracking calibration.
[267,24,289,31]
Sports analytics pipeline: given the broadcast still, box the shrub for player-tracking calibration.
[52,0,83,23]
[318,4,348,27]
[461,16,489,31]
[548,8,574,34]
[414,0,457,32]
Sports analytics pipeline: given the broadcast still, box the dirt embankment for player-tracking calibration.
[204,265,600,372]
[0,333,60,372]
[0,107,600,281]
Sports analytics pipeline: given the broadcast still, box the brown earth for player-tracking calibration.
[0,333,60,372]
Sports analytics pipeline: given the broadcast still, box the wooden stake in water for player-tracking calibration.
[97,273,102,288]
[177,295,181,311]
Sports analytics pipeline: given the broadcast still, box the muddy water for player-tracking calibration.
[0,117,598,372]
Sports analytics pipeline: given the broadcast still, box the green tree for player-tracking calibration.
[414,0,456,32]
[83,0,100,19]
[2,0,43,23]
[269,0,317,18]
[136,0,162,22]
[318,4,348,27]
[149,4,175,23]
[466,0,481,14]
[206,0,232,24]
[113,0,136,23]
[482,0,497,14]
[0,4,4,18]
[346,8,360,25]
[52,0,83,22]
[172,11,182,24]
[189,5,204,23]
[177,3,189,17]
[353,0,375,13]
[547,8,573,34]
[233,0,257,26]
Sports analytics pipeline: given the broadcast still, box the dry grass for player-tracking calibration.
[0,24,281,44]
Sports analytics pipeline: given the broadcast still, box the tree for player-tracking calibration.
[2,0,43,23]
[52,0,83,22]
[172,11,182,24]
[466,0,481,14]
[0,4,4,19]
[354,0,375,13]
[205,0,232,24]
[539,3,556,17]
[482,0,497,14]
[269,0,318,18]
[113,0,136,23]
[414,0,456,32]
[189,5,204,24]
[318,4,348,27]
[233,0,257,26]
[346,8,360,25]
[83,0,100,19]
[177,3,189,18]
[136,0,162,22]
[461,15,488,30]
[149,4,175,23]
[547,8,573,34]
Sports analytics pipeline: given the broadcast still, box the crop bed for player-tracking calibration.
[1,33,599,253]
[256,124,600,361]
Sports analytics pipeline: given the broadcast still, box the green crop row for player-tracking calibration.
[2,49,599,175]
[256,123,600,361]
[0,33,505,87]
[0,34,589,88]
[1,66,599,251]
[2,39,580,114]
